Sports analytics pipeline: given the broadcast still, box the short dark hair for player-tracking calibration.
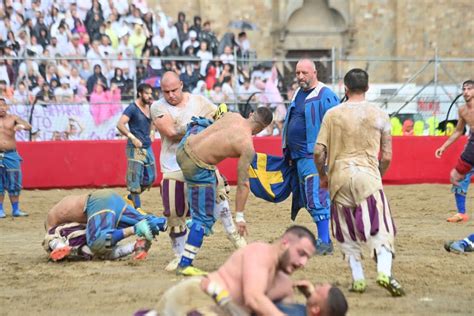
[137,83,152,98]
[325,286,348,316]
[344,68,369,94]
[284,225,316,248]
[254,107,273,127]
[462,80,474,87]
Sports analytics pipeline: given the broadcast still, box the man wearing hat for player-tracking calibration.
[181,30,200,55]
[0,97,31,218]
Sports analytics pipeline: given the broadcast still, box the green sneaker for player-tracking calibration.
[176,266,208,276]
[376,272,405,297]
[349,279,367,293]
[134,219,153,241]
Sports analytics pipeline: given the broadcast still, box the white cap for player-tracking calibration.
[189,30,197,38]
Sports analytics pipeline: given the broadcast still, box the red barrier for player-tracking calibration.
[17,136,464,189]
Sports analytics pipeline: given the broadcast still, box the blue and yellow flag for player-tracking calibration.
[248,153,304,220]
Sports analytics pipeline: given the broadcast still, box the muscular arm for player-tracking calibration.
[313,144,327,177]
[116,114,131,137]
[14,116,32,131]
[235,142,255,213]
[436,110,466,157]
[153,114,186,142]
[379,131,392,176]
[242,248,286,316]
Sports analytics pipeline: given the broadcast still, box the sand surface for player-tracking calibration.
[0,184,473,316]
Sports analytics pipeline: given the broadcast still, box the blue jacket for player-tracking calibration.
[282,83,340,154]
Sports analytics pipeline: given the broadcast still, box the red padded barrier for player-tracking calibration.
[17,136,465,189]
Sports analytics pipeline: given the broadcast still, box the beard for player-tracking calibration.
[277,249,292,274]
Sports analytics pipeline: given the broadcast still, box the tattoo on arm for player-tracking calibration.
[314,144,327,177]
[379,132,392,176]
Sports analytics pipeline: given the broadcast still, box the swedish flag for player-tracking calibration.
[248,153,304,220]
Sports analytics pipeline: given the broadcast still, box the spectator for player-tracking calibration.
[57,59,73,78]
[26,35,43,56]
[46,36,61,58]
[54,78,74,103]
[129,22,147,58]
[199,21,218,55]
[44,63,59,86]
[402,119,414,136]
[189,16,202,38]
[6,30,20,53]
[135,64,148,84]
[218,33,238,56]
[181,30,199,55]
[37,28,50,49]
[165,17,180,46]
[180,63,199,92]
[192,80,209,97]
[196,40,213,77]
[238,78,259,104]
[148,46,162,76]
[110,67,127,95]
[72,18,87,39]
[175,11,187,44]
[85,0,103,30]
[79,60,93,80]
[210,83,225,104]
[13,81,30,105]
[33,82,55,106]
[219,45,235,65]
[86,40,106,72]
[89,80,122,125]
[69,67,82,92]
[205,62,217,90]
[104,19,119,49]
[87,64,108,95]
[221,75,236,106]
[67,33,86,58]
[87,12,103,41]
[152,27,170,52]
[162,39,180,57]
[53,22,71,48]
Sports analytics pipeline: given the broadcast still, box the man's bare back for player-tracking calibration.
[46,194,88,229]
[188,113,253,165]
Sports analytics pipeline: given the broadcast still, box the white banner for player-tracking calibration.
[10,103,129,141]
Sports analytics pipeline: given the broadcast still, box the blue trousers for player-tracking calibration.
[126,146,156,193]
[0,150,22,196]
[295,157,330,222]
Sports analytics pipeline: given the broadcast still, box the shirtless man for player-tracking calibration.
[435,80,474,222]
[0,97,31,218]
[43,189,167,261]
[151,71,245,272]
[174,106,273,275]
[157,225,318,315]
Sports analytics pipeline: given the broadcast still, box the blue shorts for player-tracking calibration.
[0,150,23,196]
[85,189,148,254]
[176,142,216,235]
[452,168,473,195]
[295,157,330,222]
[126,146,156,193]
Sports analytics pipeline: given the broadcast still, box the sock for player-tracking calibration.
[316,219,330,243]
[131,193,141,208]
[110,230,125,246]
[12,201,20,213]
[108,243,135,259]
[349,255,365,281]
[179,222,205,268]
[454,193,466,214]
[170,234,187,257]
[214,200,237,234]
[460,234,474,249]
[0,202,4,215]
[376,246,393,277]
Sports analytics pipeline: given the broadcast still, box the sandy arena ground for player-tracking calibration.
[0,184,473,316]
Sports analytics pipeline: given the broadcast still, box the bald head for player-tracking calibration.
[295,59,318,90]
[161,71,184,106]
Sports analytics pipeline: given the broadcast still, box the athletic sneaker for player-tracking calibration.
[12,210,28,217]
[376,272,405,297]
[176,265,208,277]
[444,239,473,254]
[315,239,334,255]
[165,256,181,271]
[446,213,469,223]
[226,231,247,249]
[50,246,72,261]
[349,279,367,293]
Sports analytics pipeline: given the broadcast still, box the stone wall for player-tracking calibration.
[152,0,473,83]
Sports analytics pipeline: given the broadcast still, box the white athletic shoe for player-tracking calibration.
[165,256,181,272]
[227,231,247,249]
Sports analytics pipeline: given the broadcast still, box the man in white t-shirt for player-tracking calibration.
[151,71,246,272]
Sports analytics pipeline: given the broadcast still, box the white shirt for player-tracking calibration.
[150,95,216,172]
